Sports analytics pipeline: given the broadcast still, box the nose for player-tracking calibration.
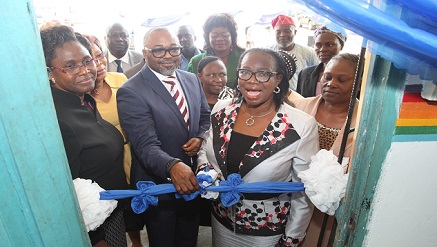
[163,50,173,58]
[77,64,89,75]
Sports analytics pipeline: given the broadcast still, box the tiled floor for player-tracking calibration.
[126,226,212,247]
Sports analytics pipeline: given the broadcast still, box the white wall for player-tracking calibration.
[365,141,437,246]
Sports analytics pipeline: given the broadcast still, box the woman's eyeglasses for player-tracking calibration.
[49,58,96,76]
[237,69,278,83]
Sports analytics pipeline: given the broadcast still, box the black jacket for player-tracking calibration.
[51,87,128,191]
[296,63,324,97]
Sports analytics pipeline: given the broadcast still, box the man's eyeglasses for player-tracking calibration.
[237,69,278,83]
[49,58,96,76]
[108,32,129,39]
[144,47,182,58]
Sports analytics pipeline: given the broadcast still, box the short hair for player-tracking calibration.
[75,32,92,56]
[105,22,128,37]
[329,53,359,65]
[178,25,195,34]
[143,27,171,47]
[202,13,238,52]
[234,48,289,109]
[40,25,78,67]
[197,56,223,73]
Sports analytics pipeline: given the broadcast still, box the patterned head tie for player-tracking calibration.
[314,23,348,47]
[278,51,298,80]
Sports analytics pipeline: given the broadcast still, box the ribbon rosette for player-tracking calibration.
[73,178,117,232]
[131,181,159,214]
[218,174,244,207]
[298,149,349,215]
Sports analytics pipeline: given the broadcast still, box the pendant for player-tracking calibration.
[245,117,255,126]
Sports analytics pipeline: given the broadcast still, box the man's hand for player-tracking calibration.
[182,137,203,156]
[169,162,200,194]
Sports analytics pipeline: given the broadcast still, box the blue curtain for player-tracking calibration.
[295,0,437,83]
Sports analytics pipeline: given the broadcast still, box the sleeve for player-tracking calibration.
[196,76,211,140]
[116,87,172,180]
[296,70,304,95]
[196,124,212,168]
[187,56,200,74]
[58,121,82,179]
[281,116,319,246]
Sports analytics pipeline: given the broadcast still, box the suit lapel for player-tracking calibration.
[212,103,301,178]
[143,68,188,130]
[239,109,300,177]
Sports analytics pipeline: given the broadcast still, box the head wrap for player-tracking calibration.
[271,15,295,29]
[278,51,297,80]
[314,23,347,47]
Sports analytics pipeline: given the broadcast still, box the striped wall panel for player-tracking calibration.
[393,93,437,142]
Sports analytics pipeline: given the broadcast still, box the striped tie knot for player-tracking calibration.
[162,75,189,127]
[163,76,176,91]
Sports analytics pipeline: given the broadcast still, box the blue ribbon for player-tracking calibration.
[174,173,215,201]
[99,174,305,213]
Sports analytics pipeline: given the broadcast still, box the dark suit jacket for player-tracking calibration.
[116,65,211,191]
[296,63,324,97]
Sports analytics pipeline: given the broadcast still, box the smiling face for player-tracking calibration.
[143,29,181,76]
[90,42,107,82]
[50,41,96,97]
[198,59,227,97]
[314,32,342,64]
[274,24,296,50]
[237,51,282,108]
[321,58,357,105]
[209,27,232,54]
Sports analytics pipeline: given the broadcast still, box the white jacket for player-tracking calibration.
[197,99,319,241]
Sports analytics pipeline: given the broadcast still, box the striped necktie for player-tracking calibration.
[163,76,189,127]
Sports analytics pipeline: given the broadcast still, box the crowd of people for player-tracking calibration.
[40,11,360,247]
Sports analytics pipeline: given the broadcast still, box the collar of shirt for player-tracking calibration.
[149,66,178,91]
[107,50,130,64]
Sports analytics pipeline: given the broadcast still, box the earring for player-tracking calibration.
[50,78,56,84]
[230,45,233,52]
[274,87,280,94]
[236,85,240,90]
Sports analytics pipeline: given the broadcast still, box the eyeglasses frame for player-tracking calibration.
[143,46,183,58]
[236,69,279,83]
[49,58,96,76]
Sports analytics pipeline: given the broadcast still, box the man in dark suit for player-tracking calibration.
[117,27,210,247]
[105,23,143,73]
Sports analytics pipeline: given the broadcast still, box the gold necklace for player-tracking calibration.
[242,107,275,126]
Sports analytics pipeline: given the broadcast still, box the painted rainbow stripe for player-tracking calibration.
[393,93,437,142]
